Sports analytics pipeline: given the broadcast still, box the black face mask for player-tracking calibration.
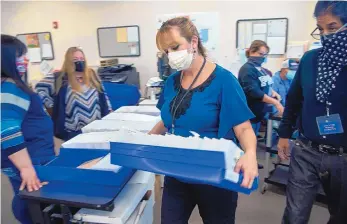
[74,61,85,72]
[248,56,265,67]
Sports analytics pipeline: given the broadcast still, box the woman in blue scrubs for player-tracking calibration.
[150,17,258,224]
[1,35,56,224]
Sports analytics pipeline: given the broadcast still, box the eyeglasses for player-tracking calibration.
[310,27,321,40]
[311,23,347,40]
[258,52,268,57]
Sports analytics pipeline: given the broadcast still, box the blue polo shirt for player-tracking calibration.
[278,49,347,148]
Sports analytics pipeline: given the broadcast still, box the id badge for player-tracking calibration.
[316,114,344,135]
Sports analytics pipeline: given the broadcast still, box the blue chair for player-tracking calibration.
[102,82,141,111]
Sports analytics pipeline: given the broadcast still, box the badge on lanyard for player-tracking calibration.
[316,101,344,135]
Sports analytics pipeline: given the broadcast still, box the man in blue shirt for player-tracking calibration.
[272,59,298,106]
[277,1,347,223]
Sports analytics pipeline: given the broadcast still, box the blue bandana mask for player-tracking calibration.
[248,56,266,67]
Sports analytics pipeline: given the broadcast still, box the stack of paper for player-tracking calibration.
[102,112,160,122]
[115,106,160,116]
[82,120,156,133]
[89,154,122,172]
[138,99,158,106]
[62,131,119,149]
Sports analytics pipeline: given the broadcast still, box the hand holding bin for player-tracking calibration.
[109,130,258,194]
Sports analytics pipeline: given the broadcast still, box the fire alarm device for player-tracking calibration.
[53,21,58,29]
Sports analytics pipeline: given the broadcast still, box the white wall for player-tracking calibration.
[1,1,317,91]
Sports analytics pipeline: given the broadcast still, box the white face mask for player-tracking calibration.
[168,47,194,71]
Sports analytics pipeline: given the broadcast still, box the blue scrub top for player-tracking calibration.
[272,72,292,106]
[157,64,254,140]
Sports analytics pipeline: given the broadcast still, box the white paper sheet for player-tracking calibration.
[41,44,53,58]
[102,113,159,122]
[90,154,121,172]
[252,34,266,42]
[39,60,53,76]
[267,36,286,54]
[267,19,287,37]
[82,119,156,133]
[116,106,160,114]
[28,48,42,63]
[127,27,139,42]
[253,23,267,34]
[139,99,158,106]
[130,47,137,55]
[286,44,305,59]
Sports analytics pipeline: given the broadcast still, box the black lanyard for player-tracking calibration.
[170,57,207,134]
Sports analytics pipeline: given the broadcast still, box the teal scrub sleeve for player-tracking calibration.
[218,74,255,138]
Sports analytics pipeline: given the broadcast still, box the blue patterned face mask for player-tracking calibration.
[321,23,347,42]
[316,27,347,103]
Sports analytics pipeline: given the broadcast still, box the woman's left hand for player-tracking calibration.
[272,91,282,101]
[234,152,258,189]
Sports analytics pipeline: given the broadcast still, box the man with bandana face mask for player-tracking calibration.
[277,1,347,223]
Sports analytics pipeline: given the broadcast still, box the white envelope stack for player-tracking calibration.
[115,106,160,115]
[82,120,157,133]
[102,112,160,122]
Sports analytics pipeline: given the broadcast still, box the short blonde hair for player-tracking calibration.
[156,17,206,57]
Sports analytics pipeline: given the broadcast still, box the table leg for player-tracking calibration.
[28,201,45,224]
[60,204,72,224]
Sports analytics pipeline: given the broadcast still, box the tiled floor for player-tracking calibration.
[2,144,329,224]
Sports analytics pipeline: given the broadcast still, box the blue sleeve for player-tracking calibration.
[1,120,27,157]
[238,65,265,100]
[1,81,30,157]
[272,74,280,94]
[218,73,255,138]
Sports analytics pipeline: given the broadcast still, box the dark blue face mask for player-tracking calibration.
[248,56,266,67]
[74,61,85,72]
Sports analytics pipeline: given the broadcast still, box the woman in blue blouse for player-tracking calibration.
[150,17,258,224]
[1,35,56,224]
[35,47,112,141]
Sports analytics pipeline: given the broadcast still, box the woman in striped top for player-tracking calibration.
[1,35,56,224]
[35,47,112,141]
